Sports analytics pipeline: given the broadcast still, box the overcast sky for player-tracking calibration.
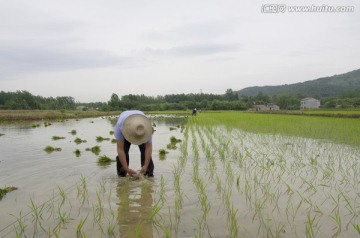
[1,0,359,102]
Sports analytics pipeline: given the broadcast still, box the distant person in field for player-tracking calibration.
[114,110,154,177]
[192,108,197,116]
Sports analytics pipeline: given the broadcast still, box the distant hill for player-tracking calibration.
[236,68,360,97]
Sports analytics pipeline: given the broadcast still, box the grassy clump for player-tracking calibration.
[44,146,62,153]
[86,146,101,155]
[52,136,65,140]
[97,155,115,166]
[167,136,182,150]
[96,136,110,142]
[167,143,177,150]
[0,186,18,199]
[74,138,87,144]
[159,149,168,155]
[74,149,81,157]
[44,122,52,127]
[170,136,182,143]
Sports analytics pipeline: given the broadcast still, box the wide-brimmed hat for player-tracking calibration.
[122,114,152,145]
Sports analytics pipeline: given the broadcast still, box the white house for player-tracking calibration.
[300,98,320,109]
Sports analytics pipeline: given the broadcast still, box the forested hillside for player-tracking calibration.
[237,68,360,97]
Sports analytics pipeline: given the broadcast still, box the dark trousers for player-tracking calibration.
[116,139,154,177]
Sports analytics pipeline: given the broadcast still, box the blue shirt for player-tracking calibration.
[114,110,152,143]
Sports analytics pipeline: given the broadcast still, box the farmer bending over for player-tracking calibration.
[114,110,154,177]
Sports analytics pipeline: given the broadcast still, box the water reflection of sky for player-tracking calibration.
[0,115,185,237]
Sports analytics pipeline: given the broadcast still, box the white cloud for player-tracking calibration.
[1,0,359,102]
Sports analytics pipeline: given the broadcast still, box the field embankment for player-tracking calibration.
[0,110,119,121]
[254,109,360,118]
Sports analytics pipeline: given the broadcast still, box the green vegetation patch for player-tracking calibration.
[0,186,18,199]
[86,145,101,155]
[201,111,360,147]
[159,149,168,155]
[74,138,87,144]
[97,155,115,166]
[96,136,110,142]
[52,136,65,140]
[44,146,62,153]
[74,149,81,157]
[69,129,77,135]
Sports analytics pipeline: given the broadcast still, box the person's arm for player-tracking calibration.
[117,140,136,177]
[140,142,152,175]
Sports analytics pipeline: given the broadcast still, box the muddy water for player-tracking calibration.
[1,115,360,237]
[0,115,184,237]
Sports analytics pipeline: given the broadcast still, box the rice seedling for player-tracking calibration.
[109,130,114,135]
[74,149,81,157]
[166,143,177,150]
[107,210,116,237]
[97,155,115,166]
[85,145,101,155]
[170,136,181,143]
[44,121,52,127]
[305,213,317,238]
[11,211,27,236]
[135,223,142,238]
[57,207,74,228]
[159,149,168,155]
[76,175,88,204]
[0,186,17,199]
[44,146,62,153]
[353,224,360,235]
[74,137,87,144]
[69,129,77,135]
[96,136,110,142]
[93,190,104,222]
[52,136,65,140]
[57,185,66,206]
[32,123,40,128]
[76,214,88,237]
[28,198,45,221]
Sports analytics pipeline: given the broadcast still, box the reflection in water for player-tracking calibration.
[116,178,154,238]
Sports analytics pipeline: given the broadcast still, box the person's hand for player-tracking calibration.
[126,168,137,177]
[140,166,148,175]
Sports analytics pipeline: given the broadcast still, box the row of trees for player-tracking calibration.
[1,89,360,111]
[0,91,76,110]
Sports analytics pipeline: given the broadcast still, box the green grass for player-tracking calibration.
[199,111,360,147]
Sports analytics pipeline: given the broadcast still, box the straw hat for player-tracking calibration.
[122,114,152,145]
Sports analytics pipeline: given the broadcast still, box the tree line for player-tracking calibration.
[0,91,76,110]
[1,89,360,111]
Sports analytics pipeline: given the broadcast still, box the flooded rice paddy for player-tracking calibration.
[0,115,360,237]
